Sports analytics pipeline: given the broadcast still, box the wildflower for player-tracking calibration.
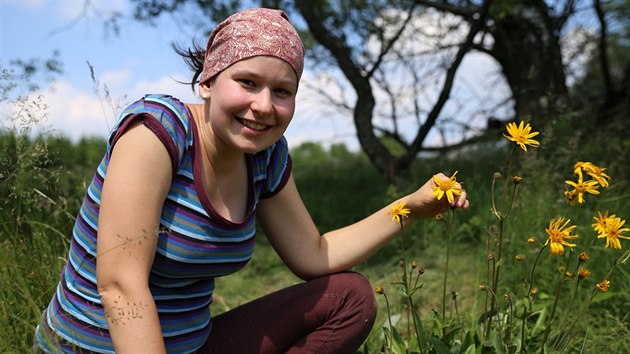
[487,252,495,261]
[565,171,600,205]
[374,286,385,295]
[479,284,487,291]
[513,175,522,185]
[596,280,610,292]
[592,211,614,235]
[435,213,445,221]
[515,254,526,261]
[597,216,630,250]
[574,161,611,188]
[503,292,511,301]
[503,121,540,152]
[544,217,578,255]
[387,201,410,224]
[579,251,590,262]
[432,171,463,204]
[493,172,502,180]
[411,260,417,269]
[530,287,538,295]
[578,267,591,279]
[418,267,425,275]
[527,236,537,244]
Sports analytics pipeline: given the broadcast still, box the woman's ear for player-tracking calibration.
[199,83,211,100]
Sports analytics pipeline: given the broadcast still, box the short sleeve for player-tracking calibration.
[107,95,192,173]
[254,136,292,199]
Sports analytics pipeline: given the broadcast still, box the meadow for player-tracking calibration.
[1,93,629,353]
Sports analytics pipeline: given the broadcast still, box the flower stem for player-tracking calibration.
[441,210,454,335]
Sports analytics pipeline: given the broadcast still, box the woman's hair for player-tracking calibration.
[172,41,205,93]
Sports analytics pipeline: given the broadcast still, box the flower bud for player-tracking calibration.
[579,251,590,262]
[411,260,417,269]
[493,172,502,180]
[527,236,537,244]
[578,267,591,279]
[513,176,522,185]
[374,286,385,294]
[515,254,526,261]
[418,267,425,275]
[487,252,495,261]
[530,287,538,295]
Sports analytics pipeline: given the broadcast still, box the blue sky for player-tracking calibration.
[1,0,360,148]
[1,0,511,150]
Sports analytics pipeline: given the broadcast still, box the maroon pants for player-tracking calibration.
[199,272,377,354]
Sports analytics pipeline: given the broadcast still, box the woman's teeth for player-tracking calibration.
[240,119,267,131]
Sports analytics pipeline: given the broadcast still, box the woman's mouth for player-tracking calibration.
[238,118,269,131]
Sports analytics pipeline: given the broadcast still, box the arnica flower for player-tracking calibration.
[592,211,615,235]
[432,171,462,204]
[596,280,610,292]
[387,201,410,224]
[544,217,578,255]
[574,161,611,188]
[565,170,600,205]
[578,267,591,279]
[503,121,540,152]
[596,215,630,250]
[579,251,590,262]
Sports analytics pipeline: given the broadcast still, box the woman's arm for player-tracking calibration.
[257,173,468,280]
[96,121,172,353]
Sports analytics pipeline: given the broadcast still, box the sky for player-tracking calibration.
[1,0,507,150]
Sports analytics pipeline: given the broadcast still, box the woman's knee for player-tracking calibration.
[328,272,378,322]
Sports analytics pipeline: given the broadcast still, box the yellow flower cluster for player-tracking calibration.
[564,161,610,205]
[592,211,630,249]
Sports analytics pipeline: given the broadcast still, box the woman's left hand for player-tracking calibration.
[405,172,469,220]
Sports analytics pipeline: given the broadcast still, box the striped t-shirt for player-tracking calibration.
[35,94,292,353]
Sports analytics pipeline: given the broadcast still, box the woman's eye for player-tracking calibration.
[238,79,255,87]
[274,88,292,96]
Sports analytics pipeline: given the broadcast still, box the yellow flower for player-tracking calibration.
[565,171,600,205]
[544,217,578,255]
[596,280,610,292]
[387,201,410,224]
[374,285,385,295]
[579,251,590,262]
[592,211,614,235]
[432,171,462,204]
[597,216,630,249]
[574,161,611,188]
[578,267,591,279]
[503,121,540,152]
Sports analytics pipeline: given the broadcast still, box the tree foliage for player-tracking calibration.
[124,0,629,185]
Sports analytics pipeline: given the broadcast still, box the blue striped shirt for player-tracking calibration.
[35,94,292,353]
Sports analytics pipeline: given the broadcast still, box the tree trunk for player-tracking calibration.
[488,0,569,123]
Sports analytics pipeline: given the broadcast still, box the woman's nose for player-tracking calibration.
[251,89,273,115]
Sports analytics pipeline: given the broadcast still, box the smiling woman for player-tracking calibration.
[33,7,468,354]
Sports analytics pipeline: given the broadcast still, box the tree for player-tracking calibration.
[126,0,628,184]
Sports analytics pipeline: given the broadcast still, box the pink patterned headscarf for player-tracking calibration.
[200,8,305,84]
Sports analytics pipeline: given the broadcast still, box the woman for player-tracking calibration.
[35,8,468,354]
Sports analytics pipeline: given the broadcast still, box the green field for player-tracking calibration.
[2,104,629,352]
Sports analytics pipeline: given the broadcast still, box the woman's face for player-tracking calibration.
[200,56,298,154]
